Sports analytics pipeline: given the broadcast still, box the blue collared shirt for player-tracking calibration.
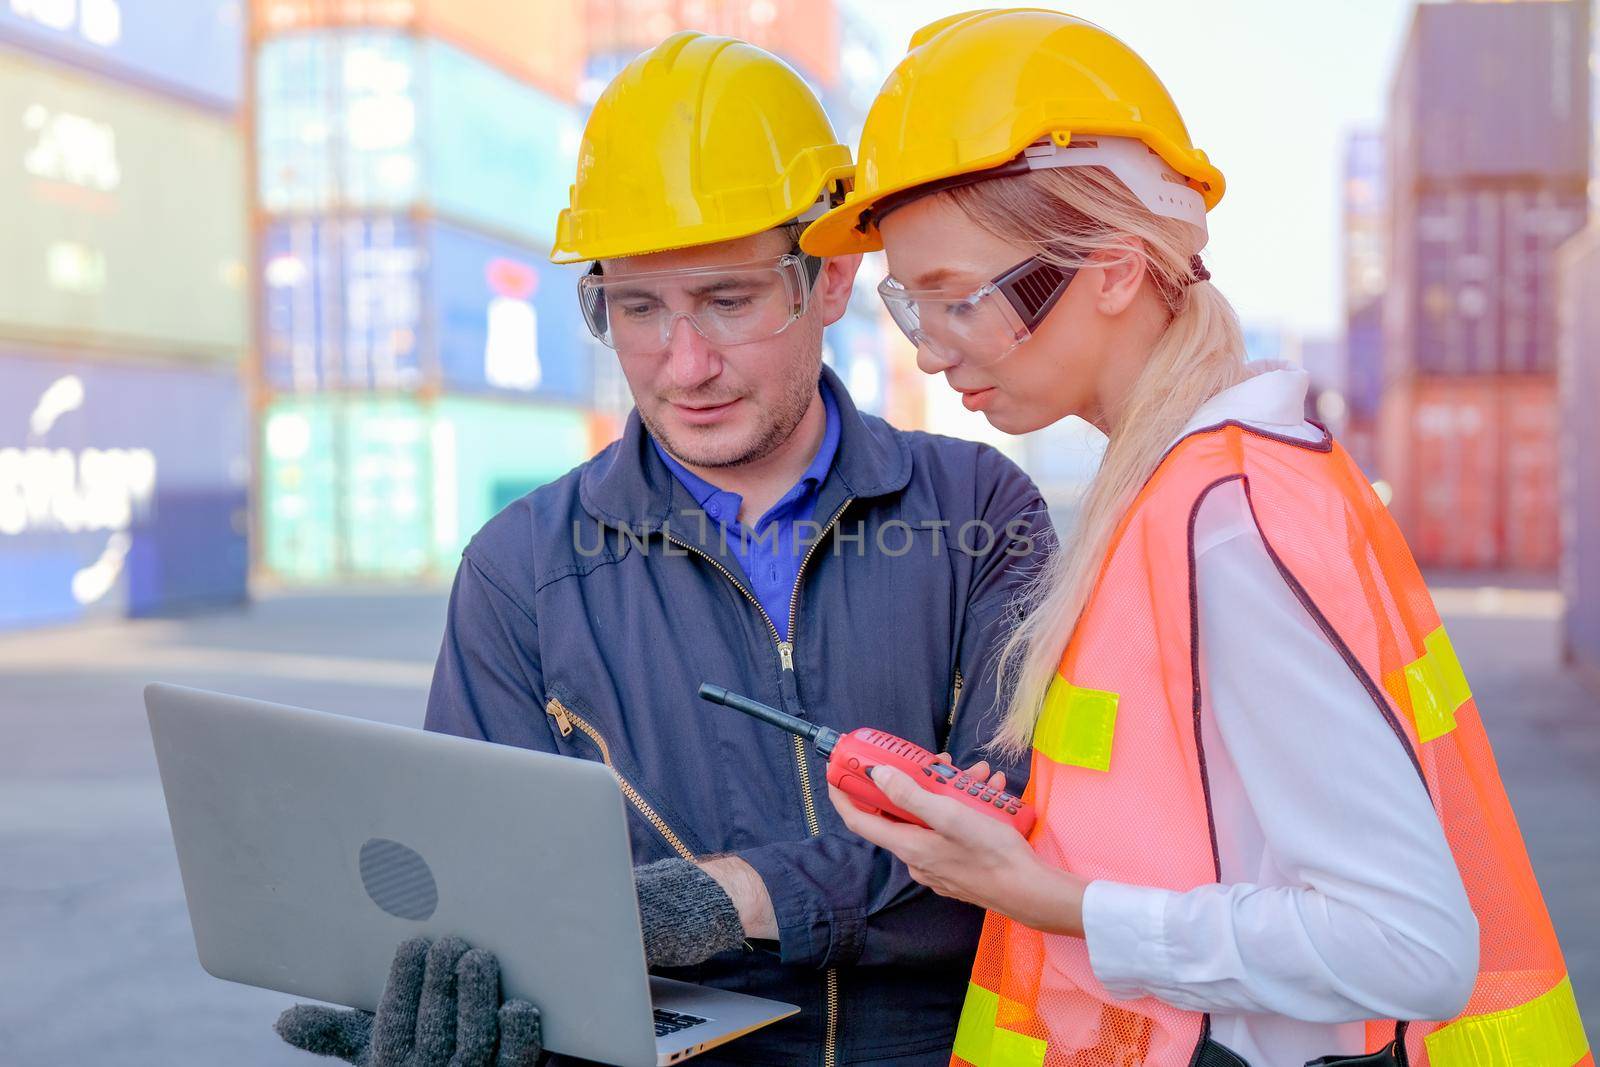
[652,384,840,642]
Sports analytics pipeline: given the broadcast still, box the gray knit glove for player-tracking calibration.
[634,858,747,968]
[275,936,542,1066]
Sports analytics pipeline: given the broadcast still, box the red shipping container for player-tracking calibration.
[1502,378,1561,571]
[1378,375,1561,573]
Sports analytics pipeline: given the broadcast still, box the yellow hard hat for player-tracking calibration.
[802,9,1225,257]
[551,31,854,264]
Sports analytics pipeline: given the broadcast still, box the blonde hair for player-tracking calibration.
[942,166,1249,757]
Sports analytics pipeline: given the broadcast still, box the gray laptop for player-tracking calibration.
[145,683,797,1066]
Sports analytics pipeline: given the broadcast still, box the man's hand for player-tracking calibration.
[696,855,776,941]
[274,936,543,1066]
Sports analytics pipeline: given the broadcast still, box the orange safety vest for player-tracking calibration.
[952,424,1590,1067]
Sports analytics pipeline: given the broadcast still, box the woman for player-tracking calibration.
[802,11,1587,1067]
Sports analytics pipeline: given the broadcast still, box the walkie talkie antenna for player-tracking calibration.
[698,683,840,755]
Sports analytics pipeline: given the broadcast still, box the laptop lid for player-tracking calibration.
[146,682,661,1066]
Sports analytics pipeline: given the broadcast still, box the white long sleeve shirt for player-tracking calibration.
[1080,368,1480,1065]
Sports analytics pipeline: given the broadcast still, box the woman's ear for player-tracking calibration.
[814,253,863,327]
[1088,241,1149,317]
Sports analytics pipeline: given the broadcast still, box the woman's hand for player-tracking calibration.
[828,762,1088,937]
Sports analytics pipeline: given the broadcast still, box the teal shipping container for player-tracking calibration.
[261,395,592,582]
[256,31,579,247]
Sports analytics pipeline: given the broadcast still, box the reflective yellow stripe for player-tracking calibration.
[1400,624,1472,742]
[953,983,1047,1067]
[1033,676,1119,771]
[1425,976,1589,1067]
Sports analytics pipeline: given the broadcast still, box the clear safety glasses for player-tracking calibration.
[578,253,820,355]
[877,256,1078,367]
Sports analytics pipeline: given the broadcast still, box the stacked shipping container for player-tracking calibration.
[1381,0,1590,573]
[1341,130,1386,477]
[0,3,250,629]
[1559,233,1600,687]
[1558,14,1600,693]
[251,3,601,582]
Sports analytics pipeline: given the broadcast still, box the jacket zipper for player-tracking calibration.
[668,495,854,1067]
[546,696,696,862]
[782,498,852,1067]
[947,668,965,733]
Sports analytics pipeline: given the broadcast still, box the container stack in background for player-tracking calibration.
[251,1,599,583]
[0,3,251,629]
[1557,0,1600,691]
[1381,0,1591,574]
[1341,130,1386,478]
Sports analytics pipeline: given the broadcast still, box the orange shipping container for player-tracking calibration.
[1378,375,1559,573]
[254,0,584,100]
[584,0,840,87]
[588,411,625,457]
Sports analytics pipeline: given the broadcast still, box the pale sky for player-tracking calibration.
[855,1,1418,340]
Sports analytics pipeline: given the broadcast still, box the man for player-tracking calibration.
[279,31,1049,1067]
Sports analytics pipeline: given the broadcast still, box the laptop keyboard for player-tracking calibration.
[654,1008,709,1038]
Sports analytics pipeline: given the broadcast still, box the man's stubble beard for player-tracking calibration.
[642,347,824,471]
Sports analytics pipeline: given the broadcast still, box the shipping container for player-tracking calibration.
[1346,297,1385,419]
[1558,224,1600,684]
[583,0,839,89]
[0,350,248,629]
[430,221,590,402]
[1340,414,1381,483]
[261,215,591,401]
[1378,375,1560,573]
[1343,129,1386,313]
[0,49,248,359]
[0,0,244,110]
[262,215,425,391]
[824,299,889,418]
[254,0,583,100]
[883,331,926,433]
[256,32,580,246]
[588,411,625,457]
[261,395,590,582]
[1390,0,1590,190]
[1387,185,1587,380]
[1502,378,1561,572]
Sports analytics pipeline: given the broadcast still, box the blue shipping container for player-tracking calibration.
[429,221,589,402]
[1345,297,1384,419]
[257,32,579,245]
[0,351,248,629]
[261,216,591,403]
[823,302,888,417]
[0,1,244,110]
[262,216,426,391]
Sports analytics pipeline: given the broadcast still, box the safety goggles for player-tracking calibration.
[578,252,820,354]
[877,255,1077,367]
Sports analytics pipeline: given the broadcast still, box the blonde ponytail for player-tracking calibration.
[942,167,1249,757]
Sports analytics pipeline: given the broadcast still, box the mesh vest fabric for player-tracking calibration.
[952,424,1589,1067]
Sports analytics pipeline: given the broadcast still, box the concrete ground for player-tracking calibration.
[0,582,1595,1065]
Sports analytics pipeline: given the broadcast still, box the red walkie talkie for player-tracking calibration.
[698,683,1035,836]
